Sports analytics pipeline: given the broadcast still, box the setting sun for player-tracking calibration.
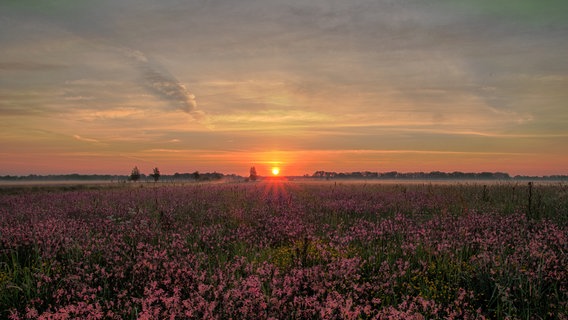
[271,167,280,176]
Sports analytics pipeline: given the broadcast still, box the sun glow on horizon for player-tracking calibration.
[271,167,280,176]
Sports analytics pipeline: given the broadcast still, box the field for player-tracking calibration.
[1,181,566,319]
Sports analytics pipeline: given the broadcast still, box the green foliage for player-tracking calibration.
[260,238,347,270]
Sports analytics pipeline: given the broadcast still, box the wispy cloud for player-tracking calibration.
[72,134,101,144]
[208,109,333,130]
[83,108,144,121]
[64,95,94,101]
[307,149,527,156]
[0,61,67,71]
[143,68,198,113]
[144,148,184,153]
[117,47,203,121]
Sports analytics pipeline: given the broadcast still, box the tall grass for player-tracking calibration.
[0,181,566,319]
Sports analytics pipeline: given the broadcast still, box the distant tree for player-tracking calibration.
[478,172,495,179]
[150,167,160,182]
[249,166,258,181]
[312,171,324,178]
[381,171,398,179]
[130,166,141,182]
[192,171,200,180]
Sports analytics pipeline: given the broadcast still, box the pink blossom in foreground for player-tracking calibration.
[0,182,566,319]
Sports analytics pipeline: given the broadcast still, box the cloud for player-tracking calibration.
[85,108,143,121]
[73,134,100,143]
[142,67,197,112]
[64,95,94,101]
[117,47,203,121]
[0,61,67,71]
[118,48,148,63]
[206,109,333,131]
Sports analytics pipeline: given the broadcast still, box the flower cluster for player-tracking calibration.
[0,182,566,319]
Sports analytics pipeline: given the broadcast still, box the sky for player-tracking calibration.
[1,0,567,177]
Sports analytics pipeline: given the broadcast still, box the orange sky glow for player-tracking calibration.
[1,1,567,177]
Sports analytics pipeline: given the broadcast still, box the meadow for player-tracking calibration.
[0,180,566,319]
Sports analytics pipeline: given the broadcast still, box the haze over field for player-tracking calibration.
[1,0,567,176]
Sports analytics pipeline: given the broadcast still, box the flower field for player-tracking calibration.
[1,181,566,319]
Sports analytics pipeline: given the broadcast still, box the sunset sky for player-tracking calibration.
[1,0,567,177]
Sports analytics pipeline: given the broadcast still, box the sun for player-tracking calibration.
[271,167,280,176]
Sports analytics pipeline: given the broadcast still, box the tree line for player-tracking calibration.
[2,168,567,182]
[0,169,233,182]
[311,170,568,181]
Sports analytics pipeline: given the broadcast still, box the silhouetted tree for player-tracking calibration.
[150,167,160,182]
[249,166,258,181]
[130,166,141,182]
[192,171,200,180]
